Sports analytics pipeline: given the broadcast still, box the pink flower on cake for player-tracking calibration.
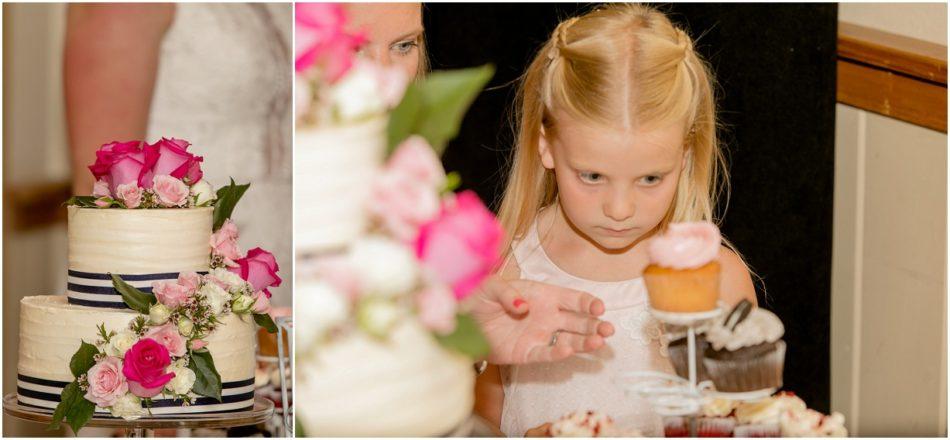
[370,137,446,241]
[93,179,111,198]
[94,197,112,208]
[88,141,157,194]
[146,138,203,185]
[84,356,128,408]
[229,248,281,298]
[152,280,193,309]
[415,191,504,300]
[143,323,187,357]
[177,271,201,295]
[115,183,143,209]
[210,219,242,265]
[251,290,272,315]
[122,338,175,398]
[189,339,208,351]
[295,3,365,81]
[388,136,447,189]
[152,175,190,207]
[417,285,458,335]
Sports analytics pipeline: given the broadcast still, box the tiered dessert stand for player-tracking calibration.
[3,393,274,437]
[621,306,776,437]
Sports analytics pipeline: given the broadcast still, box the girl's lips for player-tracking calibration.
[600,226,635,236]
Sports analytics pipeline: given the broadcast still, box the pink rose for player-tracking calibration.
[152,175,190,207]
[295,3,365,82]
[122,338,175,398]
[417,286,458,335]
[189,339,208,351]
[143,323,186,357]
[88,141,157,194]
[210,219,242,265]
[229,248,281,298]
[115,183,143,209]
[177,272,201,294]
[369,137,446,241]
[387,136,446,189]
[251,290,272,314]
[94,197,112,208]
[93,179,112,198]
[415,191,504,300]
[84,356,128,408]
[152,280,193,308]
[145,138,203,185]
[648,222,722,270]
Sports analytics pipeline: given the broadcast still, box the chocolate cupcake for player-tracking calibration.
[702,300,786,393]
[666,331,712,383]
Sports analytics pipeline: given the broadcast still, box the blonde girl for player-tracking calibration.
[475,4,756,436]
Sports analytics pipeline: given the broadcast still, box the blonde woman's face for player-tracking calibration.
[345,3,423,79]
[539,116,687,251]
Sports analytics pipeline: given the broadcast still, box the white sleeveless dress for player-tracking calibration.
[500,221,675,437]
[145,4,292,306]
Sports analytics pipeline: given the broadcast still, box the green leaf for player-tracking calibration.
[434,313,491,358]
[295,419,306,437]
[387,64,495,156]
[212,178,251,231]
[69,341,99,378]
[189,349,223,402]
[112,274,156,314]
[441,172,462,195]
[64,196,99,208]
[66,398,95,434]
[254,313,278,334]
[49,381,83,431]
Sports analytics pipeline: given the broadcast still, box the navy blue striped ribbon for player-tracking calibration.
[66,270,208,309]
[17,375,256,408]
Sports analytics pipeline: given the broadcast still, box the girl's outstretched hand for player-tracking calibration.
[466,276,615,365]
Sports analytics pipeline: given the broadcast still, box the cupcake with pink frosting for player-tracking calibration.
[643,221,722,313]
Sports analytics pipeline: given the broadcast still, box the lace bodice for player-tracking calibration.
[145,4,292,306]
[500,221,674,436]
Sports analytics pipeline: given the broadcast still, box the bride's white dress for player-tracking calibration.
[146,3,292,306]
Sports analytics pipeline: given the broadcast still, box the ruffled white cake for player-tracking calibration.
[18,207,258,414]
[294,116,387,254]
[296,317,474,436]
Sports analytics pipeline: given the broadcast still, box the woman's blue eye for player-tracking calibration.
[392,40,418,55]
[641,175,662,186]
[579,172,602,183]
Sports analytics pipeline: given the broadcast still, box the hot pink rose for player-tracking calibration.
[177,272,201,294]
[152,280,193,308]
[84,356,128,408]
[115,183,143,209]
[145,138,203,185]
[210,219,242,265]
[143,323,186,357]
[152,175,190,207]
[229,248,281,298]
[88,141,157,194]
[417,285,458,335]
[415,191,504,300]
[295,3,365,82]
[122,338,175,398]
[93,179,112,198]
[251,290,272,315]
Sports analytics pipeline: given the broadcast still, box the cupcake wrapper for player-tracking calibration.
[733,422,780,437]
[644,263,720,312]
[663,416,689,437]
[697,417,736,437]
[668,338,711,383]
[703,341,786,393]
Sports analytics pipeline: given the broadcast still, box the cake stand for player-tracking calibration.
[3,393,274,437]
[620,307,775,437]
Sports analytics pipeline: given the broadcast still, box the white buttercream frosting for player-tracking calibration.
[67,206,212,274]
[296,319,474,436]
[294,116,387,253]
[18,295,255,383]
[706,307,785,351]
[735,393,807,425]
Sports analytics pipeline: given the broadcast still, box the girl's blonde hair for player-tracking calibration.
[498,4,730,252]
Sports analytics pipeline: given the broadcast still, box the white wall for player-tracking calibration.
[832,3,948,437]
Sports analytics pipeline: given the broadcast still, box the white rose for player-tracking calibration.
[165,365,197,395]
[231,294,254,314]
[109,393,145,420]
[296,281,349,350]
[149,303,171,325]
[357,297,402,338]
[209,268,246,290]
[108,330,139,357]
[199,282,230,315]
[349,237,418,297]
[190,180,216,206]
[177,317,194,337]
[330,61,385,121]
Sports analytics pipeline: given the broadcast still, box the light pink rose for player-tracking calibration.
[152,175,190,207]
[229,248,281,298]
[84,356,128,408]
[370,171,441,242]
[93,179,112,198]
[88,140,157,193]
[415,191,504,300]
[115,183,143,209]
[144,138,203,185]
[387,136,446,189]
[152,280,193,308]
[210,219,242,265]
[177,272,201,294]
[251,290,272,314]
[123,338,175,398]
[647,222,722,270]
[94,197,112,208]
[203,273,233,292]
[189,339,208,351]
[417,286,458,335]
[143,323,186,357]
